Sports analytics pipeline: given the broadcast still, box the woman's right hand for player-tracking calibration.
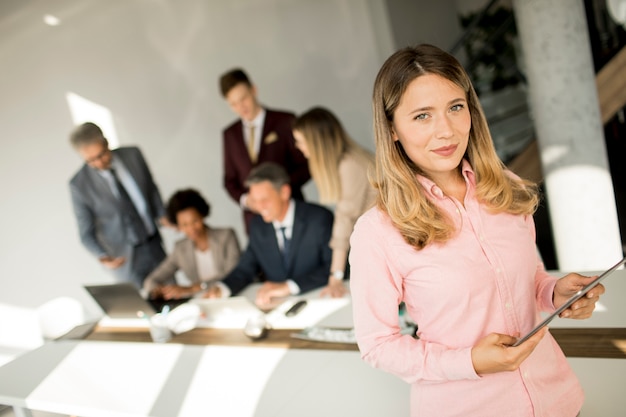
[203,286,222,299]
[320,280,348,298]
[470,327,547,375]
[99,256,125,269]
[149,287,164,299]
[160,285,195,300]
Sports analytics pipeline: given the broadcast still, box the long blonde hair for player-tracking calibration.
[372,44,538,250]
[293,107,374,204]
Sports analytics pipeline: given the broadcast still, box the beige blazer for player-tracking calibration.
[143,226,241,292]
[330,150,376,251]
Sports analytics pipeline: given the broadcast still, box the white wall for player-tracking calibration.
[0,0,394,316]
[0,1,624,414]
[384,0,463,51]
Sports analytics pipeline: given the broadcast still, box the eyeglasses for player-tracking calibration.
[84,147,110,164]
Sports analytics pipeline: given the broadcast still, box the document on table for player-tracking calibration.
[191,297,263,329]
[265,298,350,329]
[97,316,150,328]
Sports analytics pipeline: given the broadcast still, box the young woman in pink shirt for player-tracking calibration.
[349,44,605,417]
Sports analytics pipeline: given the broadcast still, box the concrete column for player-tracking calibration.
[512,0,623,271]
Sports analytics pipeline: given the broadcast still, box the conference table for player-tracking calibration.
[1,271,625,417]
[0,339,411,417]
[0,286,410,417]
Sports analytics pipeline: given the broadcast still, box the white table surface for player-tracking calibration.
[0,339,408,417]
[2,267,623,417]
[0,282,408,417]
[545,266,626,417]
[548,266,626,328]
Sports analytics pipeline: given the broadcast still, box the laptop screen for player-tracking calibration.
[84,283,189,318]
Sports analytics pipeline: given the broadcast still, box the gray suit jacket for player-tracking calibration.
[69,146,166,258]
[143,226,241,292]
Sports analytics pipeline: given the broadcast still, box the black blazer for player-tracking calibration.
[222,200,333,295]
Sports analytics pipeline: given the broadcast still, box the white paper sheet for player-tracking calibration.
[265,298,350,329]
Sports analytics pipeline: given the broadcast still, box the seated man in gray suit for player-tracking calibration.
[69,122,168,288]
[206,162,333,309]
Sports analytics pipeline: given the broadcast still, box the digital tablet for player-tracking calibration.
[512,256,626,347]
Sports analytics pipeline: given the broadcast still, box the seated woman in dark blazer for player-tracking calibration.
[143,189,241,300]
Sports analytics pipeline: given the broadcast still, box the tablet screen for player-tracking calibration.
[512,256,626,347]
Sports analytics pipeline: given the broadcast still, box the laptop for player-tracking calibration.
[84,282,189,318]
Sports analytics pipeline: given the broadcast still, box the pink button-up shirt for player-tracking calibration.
[349,162,583,417]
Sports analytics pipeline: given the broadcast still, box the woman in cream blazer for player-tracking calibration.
[293,107,376,297]
[143,189,241,299]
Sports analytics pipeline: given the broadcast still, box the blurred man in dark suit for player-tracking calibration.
[206,163,332,309]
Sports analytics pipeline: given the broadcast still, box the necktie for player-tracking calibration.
[109,168,149,244]
[247,124,257,163]
[279,226,290,268]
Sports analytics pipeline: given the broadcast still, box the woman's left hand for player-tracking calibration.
[320,280,348,298]
[553,273,605,319]
[160,285,193,300]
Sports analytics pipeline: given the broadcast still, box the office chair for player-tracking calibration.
[36,296,86,340]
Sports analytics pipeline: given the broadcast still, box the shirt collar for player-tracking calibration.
[272,199,295,230]
[416,159,474,199]
[94,153,119,175]
[246,108,266,130]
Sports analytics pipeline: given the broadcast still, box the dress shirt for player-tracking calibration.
[239,110,267,209]
[244,109,266,162]
[195,247,218,282]
[349,160,583,417]
[98,156,155,236]
[272,199,300,294]
[272,199,295,250]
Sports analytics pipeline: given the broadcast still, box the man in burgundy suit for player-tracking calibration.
[219,68,310,233]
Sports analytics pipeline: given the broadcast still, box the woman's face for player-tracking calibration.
[176,208,206,243]
[391,73,471,182]
[292,129,310,159]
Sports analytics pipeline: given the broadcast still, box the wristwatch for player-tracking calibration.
[200,281,210,291]
[331,270,344,281]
